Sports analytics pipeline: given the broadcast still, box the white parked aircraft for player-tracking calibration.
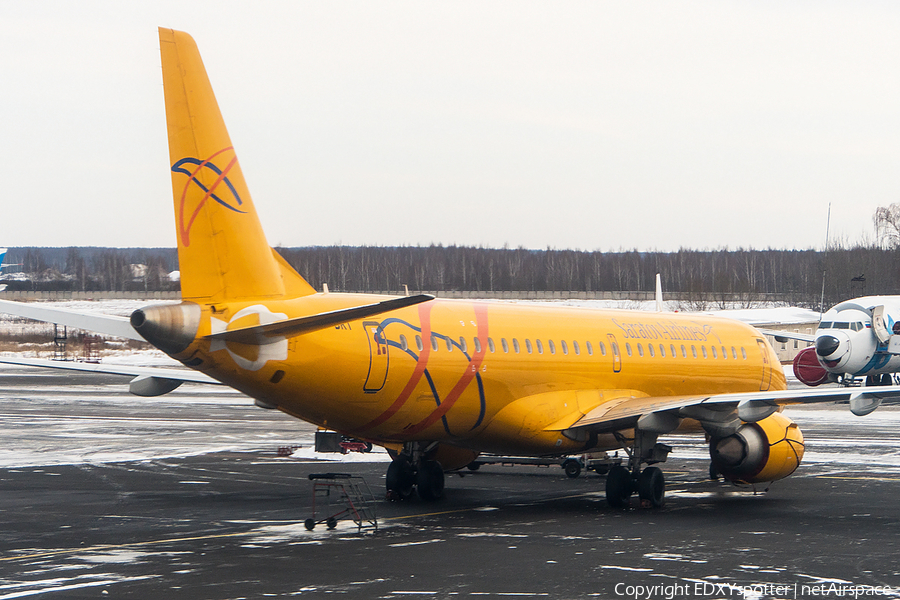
[762,297,900,387]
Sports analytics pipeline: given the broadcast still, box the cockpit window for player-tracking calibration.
[833,322,850,329]
[851,322,863,332]
[817,322,832,329]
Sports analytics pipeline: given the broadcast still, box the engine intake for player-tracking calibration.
[710,412,804,484]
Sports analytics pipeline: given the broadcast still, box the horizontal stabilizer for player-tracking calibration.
[0,299,143,341]
[0,355,220,384]
[206,294,435,344]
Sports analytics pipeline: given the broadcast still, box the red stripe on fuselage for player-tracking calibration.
[357,302,434,432]
[403,303,489,436]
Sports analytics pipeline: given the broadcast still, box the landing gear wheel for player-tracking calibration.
[637,466,665,508]
[563,459,582,479]
[605,465,633,509]
[416,460,445,501]
[304,518,315,531]
[386,456,415,500]
[326,517,337,530]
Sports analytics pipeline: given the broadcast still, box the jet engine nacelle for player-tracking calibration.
[709,412,804,484]
[793,346,829,386]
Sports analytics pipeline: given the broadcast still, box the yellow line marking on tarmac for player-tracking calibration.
[2,490,609,562]
[817,475,900,481]
[0,531,250,563]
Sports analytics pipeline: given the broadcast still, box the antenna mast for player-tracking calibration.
[819,203,831,316]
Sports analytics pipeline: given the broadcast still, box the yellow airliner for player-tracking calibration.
[2,28,900,508]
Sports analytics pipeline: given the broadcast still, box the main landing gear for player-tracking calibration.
[386,443,445,502]
[606,431,671,509]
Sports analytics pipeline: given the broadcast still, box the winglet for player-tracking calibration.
[655,273,664,312]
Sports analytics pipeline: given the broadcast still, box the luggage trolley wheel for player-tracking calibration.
[304,518,316,531]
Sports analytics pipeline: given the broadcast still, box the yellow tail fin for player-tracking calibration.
[159,28,315,302]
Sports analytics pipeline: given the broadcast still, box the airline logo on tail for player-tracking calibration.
[172,147,246,246]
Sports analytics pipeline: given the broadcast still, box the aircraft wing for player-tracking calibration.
[0,299,144,341]
[756,328,816,343]
[561,385,900,435]
[0,355,221,396]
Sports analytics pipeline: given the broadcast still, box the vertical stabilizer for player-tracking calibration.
[159,28,315,302]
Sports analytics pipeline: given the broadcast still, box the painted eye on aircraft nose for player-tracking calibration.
[815,335,841,358]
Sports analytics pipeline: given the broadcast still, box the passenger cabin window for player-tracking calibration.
[502,338,509,353]
[561,340,568,355]
[400,334,408,351]
[669,344,675,358]
[446,337,453,352]
[459,337,468,353]
[526,339,533,354]
[431,335,439,351]
[637,343,643,357]
[701,346,707,359]
[626,343,633,357]
[473,337,482,353]
[659,344,665,357]
[536,339,543,354]
[741,347,747,360]
[599,342,607,356]
[647,344,654,357]
[513,338,521,353]
[573,341,580,355]
[731,346,737,359]
[721,346,727,359]
[586,341,593,355]
[681,345,687,358]
[488,338,496,353]
[711,346,717,359]
[691,345,698,359]
[549,340,556,354]
[415,335,423,352]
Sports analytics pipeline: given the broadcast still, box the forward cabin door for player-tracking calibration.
[756,338,772,391]
[607,333,622,373]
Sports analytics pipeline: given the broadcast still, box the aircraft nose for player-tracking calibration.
[815,335,841,358]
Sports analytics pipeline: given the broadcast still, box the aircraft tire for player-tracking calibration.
[637,466,665,508]
[605,465,633,509]
[416,460,445,502]
[386,456,415,499]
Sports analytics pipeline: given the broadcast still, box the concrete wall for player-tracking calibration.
[0,291,181,301]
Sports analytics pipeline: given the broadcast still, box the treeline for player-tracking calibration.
[5,244,898,308]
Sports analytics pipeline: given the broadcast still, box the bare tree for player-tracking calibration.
[874,203,900,249]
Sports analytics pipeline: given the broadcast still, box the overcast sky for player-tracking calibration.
[2,2,898,251]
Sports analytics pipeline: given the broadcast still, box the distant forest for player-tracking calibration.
[4,244,898,309]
